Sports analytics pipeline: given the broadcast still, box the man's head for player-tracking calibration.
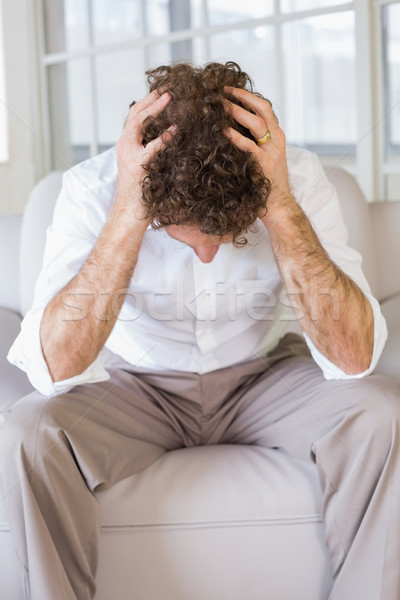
[136,61,270,246]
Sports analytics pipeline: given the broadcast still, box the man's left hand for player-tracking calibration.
[224,87,292,211]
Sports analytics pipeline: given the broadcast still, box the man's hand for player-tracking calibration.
[115,89,173,223]
[223,86,291,210]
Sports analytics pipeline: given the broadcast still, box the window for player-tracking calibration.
[381,0,400,200]
[281,10,356,153]
[0,2,8,163]
[38,0,400,202]
[382,2,400,157]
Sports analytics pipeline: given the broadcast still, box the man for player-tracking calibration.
[1,61,399,600]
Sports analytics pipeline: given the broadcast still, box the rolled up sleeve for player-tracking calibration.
[7,307,110,396]
[303,292,387,380]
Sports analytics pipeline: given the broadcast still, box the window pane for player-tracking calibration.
[44,0,89,54]
[96,50,146,149]
[281,0,348,12]
[47,60,92,168]
[92,0,141,46]
[209,27,277,102]
[147,43,173,69]
[208,0,273,26]
[0,4,8,163]
[192,37,208,64]
[282,11,356,148]
[385,173,400,201]
[147,37,205,68]
[146,0,202,36]
[383,3,400,154]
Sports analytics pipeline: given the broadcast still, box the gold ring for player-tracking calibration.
[257,130,271,145]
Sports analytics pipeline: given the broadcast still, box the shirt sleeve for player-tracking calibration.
[289,149,387,379]
[7,165,115,396]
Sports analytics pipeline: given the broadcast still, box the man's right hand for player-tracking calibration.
[115,89,173,224]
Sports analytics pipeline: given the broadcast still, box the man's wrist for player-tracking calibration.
[108,195,150,242]
[261,192,297,229]
[113,179,150,229]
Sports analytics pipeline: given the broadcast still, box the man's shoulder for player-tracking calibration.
[61,146,118,211]
[51,147,118,237]
[286,145,320,173]
[286,145,327,199]
[64,146,118,190]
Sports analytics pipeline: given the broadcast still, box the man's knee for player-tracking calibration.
[316,374,400,463]
[349,374,400,432]
[0,392,72,461]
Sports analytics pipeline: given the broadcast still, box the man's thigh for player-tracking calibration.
[0,365,195,491]
[217,354,400,461]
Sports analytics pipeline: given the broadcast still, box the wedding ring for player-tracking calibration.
[257,130,272,145]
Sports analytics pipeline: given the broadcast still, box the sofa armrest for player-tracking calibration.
[0,215,22,313]
[0,307,34,411]
[374,294,400,382]
[370,201,400,302]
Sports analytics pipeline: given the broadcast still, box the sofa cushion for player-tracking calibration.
[370,201,400,302]
[0,307,34,411]
[325,166,378,298]
[97,445,323,526]
[0,215,21,313]
[20,172,63,316]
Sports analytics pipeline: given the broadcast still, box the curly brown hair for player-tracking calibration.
[137,61,270,246]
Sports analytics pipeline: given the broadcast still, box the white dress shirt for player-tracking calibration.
[8,146,387,396]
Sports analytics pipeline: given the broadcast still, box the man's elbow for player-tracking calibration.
[341,336,374,376]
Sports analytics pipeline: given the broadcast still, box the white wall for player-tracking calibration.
[0,0,43,214]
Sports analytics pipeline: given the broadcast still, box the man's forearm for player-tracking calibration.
[262,195,374,375]
[40,201,148,382]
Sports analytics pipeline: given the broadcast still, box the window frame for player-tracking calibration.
[36,0,400,202]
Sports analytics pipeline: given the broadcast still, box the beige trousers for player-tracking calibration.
[1,334,400,600]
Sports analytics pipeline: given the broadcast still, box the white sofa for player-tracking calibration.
[0,167,399,600]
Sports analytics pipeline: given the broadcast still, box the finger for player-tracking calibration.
[138,91,172,123]
[225,100,267,141]
[225,86,272,113]
[127,91,171,126]
[143,124,177,159]
[223,127,259,154]
[125,92,172,145]
[130,88,166,114]
[225,87,279,133]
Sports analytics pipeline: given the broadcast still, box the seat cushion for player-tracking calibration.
[94,445,333,600]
